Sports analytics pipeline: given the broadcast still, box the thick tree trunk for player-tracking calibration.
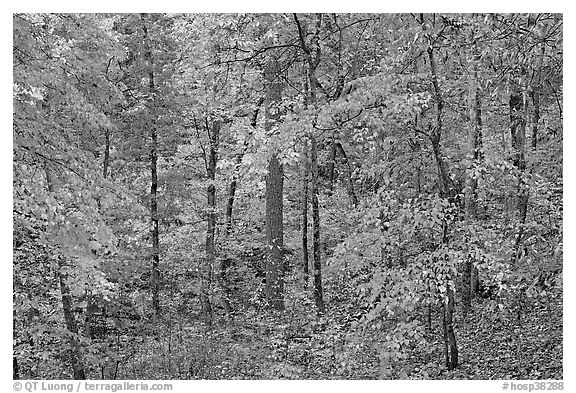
[142,18,161,317]
[510,92,528,266]
[201,120,219,324]
[264,58,285,310]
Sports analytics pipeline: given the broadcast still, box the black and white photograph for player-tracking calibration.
[12,11,564,383]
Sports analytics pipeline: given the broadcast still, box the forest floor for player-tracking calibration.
[118,277,562,380]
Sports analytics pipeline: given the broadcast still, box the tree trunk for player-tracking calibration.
[45,165,86,379]
[335,142,359,207]
[13,356,19,380]
[427,46,452,198]
[422,18,457,368]
[202,120,219,324]
[310,135,324,314]
[295,12,326,314]
[302,138,310,288]
[58,260,87,379]
[463,43,484,317]
[142,17,161,317]
[103,126,110,179]
[530,90,540,150]
[510,92,528,266]
[327,137,337,195]
[225,96,263,235]
[264,57,285,310]
[443,287,458,370]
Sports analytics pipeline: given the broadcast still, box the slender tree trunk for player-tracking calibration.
[264,57,285,310]
[310,135,324,314]
[201,120,219,324]
[45,165,86,379]
[142,17,161,317]
[221,99,263,313]
[327,137,337,195]
[103,127,110,179]
[463,43,484,317]
[302,138,310,287]
[530,90,540,150]
[443,287,458,370]
[225,96,263,235]
[510,92,528,266]
[335,142,358,207]
[427,46,452,198]
[295,12,325,314]
[13,356,19,380]
[422,18,457,368]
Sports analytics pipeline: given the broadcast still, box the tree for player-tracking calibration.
[264,56,285,311]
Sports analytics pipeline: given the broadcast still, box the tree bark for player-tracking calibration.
[326,137,337,195]
[13,356,19,379]
[295,13,325,314]
[335,142,359,207]
[264,57,285,310]
[463,41,484,317]
[310,135,324,314]
[530,90,540,150]
[302,138,310,287]
[427,45,452,198]
[201,120,219,324]
[510,92,528,266]
[142,17,161,317]
[422,15,457,369]
[443,287,458,370]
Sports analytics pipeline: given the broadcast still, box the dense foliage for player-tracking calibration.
[13,13,562,380]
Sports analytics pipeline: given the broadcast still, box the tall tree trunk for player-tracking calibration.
[463,42,484,317]
[295,12,325,314]
[45,165,86,379]
[422,16,457,368]
[264,57,285,310]
[202,120,219,324]
[310,135,324,314]
[302,138,310,288]
[427,45,452,198]
[142,17,161,317]
[510,92,528,266]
